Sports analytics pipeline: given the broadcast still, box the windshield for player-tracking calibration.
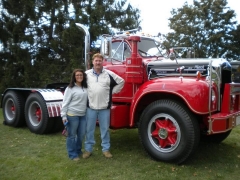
[138,38,165,57]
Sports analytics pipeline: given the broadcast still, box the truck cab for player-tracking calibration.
[97,26,240,164]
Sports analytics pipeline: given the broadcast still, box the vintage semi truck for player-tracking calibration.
[1,23,240,164]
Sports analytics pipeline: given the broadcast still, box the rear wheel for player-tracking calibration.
[139,99,200,164]
[25,93,54,134]
[2,90,25,127]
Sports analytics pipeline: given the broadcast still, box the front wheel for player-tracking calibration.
[25,93,53,134]
[139,99,200,164]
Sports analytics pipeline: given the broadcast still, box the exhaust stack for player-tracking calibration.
[75,23,90,70]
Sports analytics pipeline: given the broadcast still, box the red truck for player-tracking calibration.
[1,23,240,164]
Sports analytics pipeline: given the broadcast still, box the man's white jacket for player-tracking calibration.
[86,68,125,110]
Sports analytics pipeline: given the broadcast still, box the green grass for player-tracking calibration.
[0,109,240,180]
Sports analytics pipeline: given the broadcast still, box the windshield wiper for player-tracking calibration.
[138,49,151,56]
[138,49,160,60]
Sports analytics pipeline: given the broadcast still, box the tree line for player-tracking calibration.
[0,0,240,94]
[0,0,140,93]
[163,0,240,59]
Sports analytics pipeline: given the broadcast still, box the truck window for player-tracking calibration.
[112,42,123,61]
[123,43,131,60]
[138,38,163,57]
[111,42,131,62]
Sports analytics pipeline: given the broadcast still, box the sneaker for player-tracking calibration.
[82,151,92,159]
[103,151,113,158]
[73,157,80,161]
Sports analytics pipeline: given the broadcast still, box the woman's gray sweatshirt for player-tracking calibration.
[60,85,88,120]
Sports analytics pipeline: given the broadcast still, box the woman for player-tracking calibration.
[61,69,88,161]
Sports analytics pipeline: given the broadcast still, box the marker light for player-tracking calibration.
[196,71,201,80]
[211,88,217,110]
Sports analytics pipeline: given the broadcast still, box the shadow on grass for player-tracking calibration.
[183,139,240,166]
[109,127,240,167]
[92,128,145,158]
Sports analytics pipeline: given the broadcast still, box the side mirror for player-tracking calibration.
[100,35,112,58]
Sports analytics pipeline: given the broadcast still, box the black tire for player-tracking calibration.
[139,99,200,164]
[201,130,232,143]
[25,93,54,134]
[2,90,25,127]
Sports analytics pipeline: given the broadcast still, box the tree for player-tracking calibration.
[72,0,140,45]
[0,0,36,93]
[0,0,140,93]
[163,0,238,59]
[229,24,240,60]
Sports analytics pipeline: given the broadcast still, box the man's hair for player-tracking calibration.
[92,53,104,60]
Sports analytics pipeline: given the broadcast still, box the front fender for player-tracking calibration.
[130,78,210,126]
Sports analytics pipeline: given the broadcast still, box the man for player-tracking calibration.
[83,53,125,158]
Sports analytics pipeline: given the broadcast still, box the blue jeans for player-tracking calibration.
[84,108,110,152]
[66,115,86,159]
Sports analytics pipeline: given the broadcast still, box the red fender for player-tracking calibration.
[129,77,213,126]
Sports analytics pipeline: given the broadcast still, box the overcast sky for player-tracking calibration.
[127,0,240,35]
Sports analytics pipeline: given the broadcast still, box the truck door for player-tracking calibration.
[104,41,135,102]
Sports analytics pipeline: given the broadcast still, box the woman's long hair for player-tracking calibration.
[68,69,87,88]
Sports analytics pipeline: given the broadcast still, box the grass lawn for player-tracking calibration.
[0,108,240,180]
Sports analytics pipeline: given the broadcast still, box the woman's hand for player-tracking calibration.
[62,119,68,126]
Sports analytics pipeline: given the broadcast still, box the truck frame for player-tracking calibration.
[1,23,240,164]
